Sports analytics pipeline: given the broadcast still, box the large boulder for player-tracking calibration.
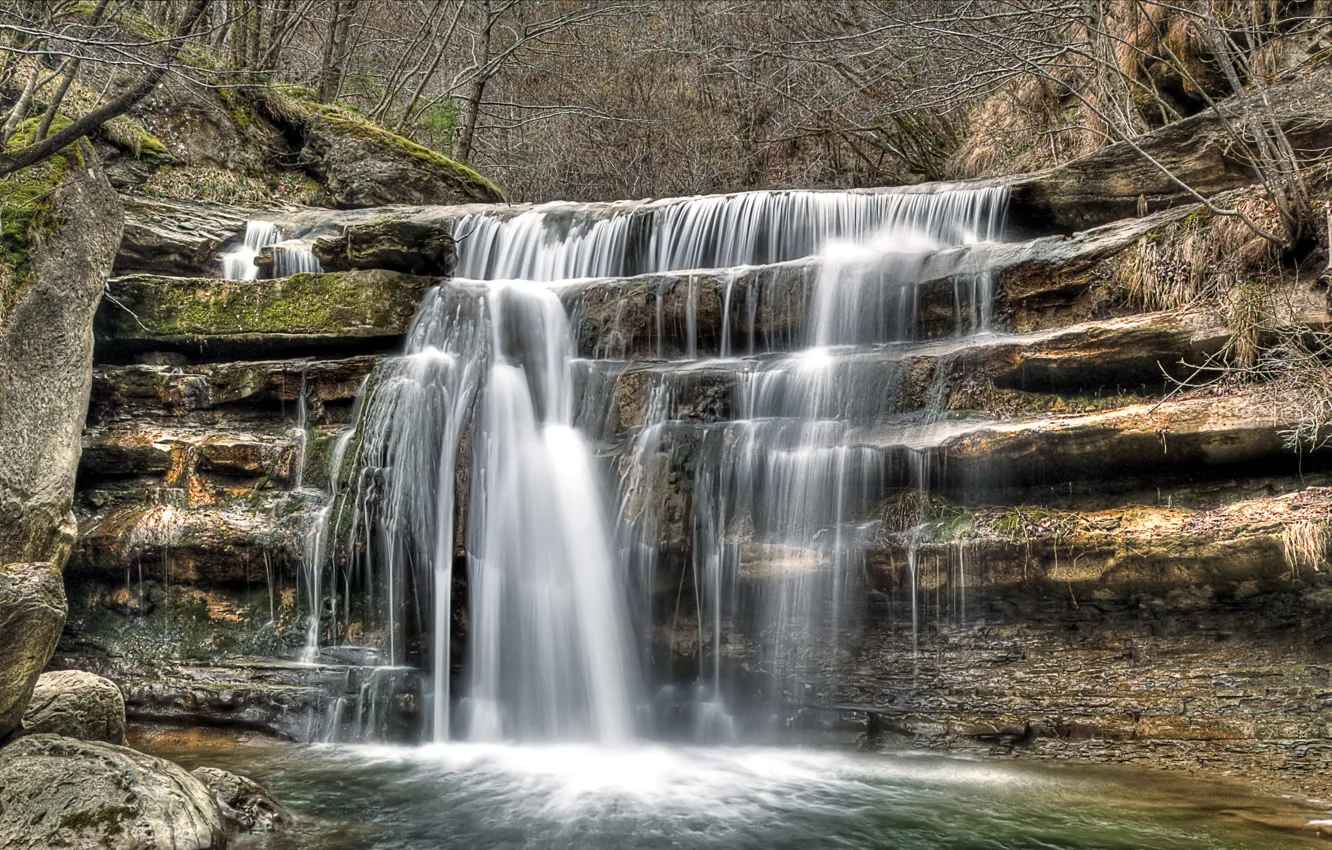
[0,136,124,563]
[313,219,457,276]
[0,734,226,850]
[0,561,67,739]
[251,88,503,208]
[192,766,294,834]
[22,669,127,745]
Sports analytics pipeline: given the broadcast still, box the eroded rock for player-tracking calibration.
[313,219,457,276]
[0,734,226,850]
[22,670,127,745]
[0,561,67,739]
[192,766,294,834]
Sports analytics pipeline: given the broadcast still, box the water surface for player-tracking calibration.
[156,740,1328,849]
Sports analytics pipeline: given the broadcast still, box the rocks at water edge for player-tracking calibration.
[21,670,127,745]
[0,734,227,850]
[0,562,67,740]
[313,219,458,276]
[192,766,295,834]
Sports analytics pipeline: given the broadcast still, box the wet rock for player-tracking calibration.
[95,270,433,360]
[22,670,127,745]
[313,219,457,276]
[0,142,123,564]
[117,197,259,277]
[0,561,67,739]
[72,501,306,584]
[191,766,294,834]
[89,356,378,419]
[0,734,226,850]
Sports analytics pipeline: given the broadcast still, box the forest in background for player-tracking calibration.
[0,0,1328,205]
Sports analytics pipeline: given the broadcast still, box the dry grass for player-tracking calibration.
[1282,519,1329,575]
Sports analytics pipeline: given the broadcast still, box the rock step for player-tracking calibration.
[116,195,264,277]
[604,302,1332,433]
[90,355,378,421]
[71,495,317,584]
[95,271,433,362]
[52,655,422,742]
[81,424,304,481]
[857,485,1332,595]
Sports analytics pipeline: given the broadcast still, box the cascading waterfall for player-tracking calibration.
[302,185,1008,745]
[220,220,323,280]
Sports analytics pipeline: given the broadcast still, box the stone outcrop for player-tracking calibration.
[95,270,433,360]
[1003,66,1332,231]
[0,734,226,850]
[0,142,123,564]
[313,219,457,276]
[22,669,127,745]
[251,88,503,208]
[116,197,260,277]
[0,561,67,740]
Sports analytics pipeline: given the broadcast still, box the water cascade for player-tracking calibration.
[221,220,322,280]
[304,186,1008,743]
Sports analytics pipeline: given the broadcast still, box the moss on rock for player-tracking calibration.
[0,116,86,328]
[95,270,434,356]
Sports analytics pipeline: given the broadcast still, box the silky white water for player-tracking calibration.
[220,220,322,280]
[302,184,1009,743]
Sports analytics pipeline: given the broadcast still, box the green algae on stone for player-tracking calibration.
[0,116,86,328]
[95,270,434,354]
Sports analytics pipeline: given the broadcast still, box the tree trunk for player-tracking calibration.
[456,0,493,164]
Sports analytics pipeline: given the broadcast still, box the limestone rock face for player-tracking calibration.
[0,561,67,740]
[313,219,457,276]
[22,670,127,745]
[0,146,123,564]
[191,766,294,834]
[0,734,226,850]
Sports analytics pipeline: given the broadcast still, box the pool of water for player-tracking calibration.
[156,739,1328,849]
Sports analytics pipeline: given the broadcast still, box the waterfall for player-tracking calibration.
[454,189,1004,281]
[220,221,322,280]
[303,184,1007,744]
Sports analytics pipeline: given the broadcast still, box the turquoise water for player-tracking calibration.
[157,741,1328,849]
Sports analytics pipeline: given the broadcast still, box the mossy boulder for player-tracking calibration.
[252,88,503,207]
[0,132,122,564]
[0,561,67,740]
[95,270,434,358]
[0,734,227,850]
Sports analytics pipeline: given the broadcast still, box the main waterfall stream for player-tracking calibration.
[232,187,1328,848]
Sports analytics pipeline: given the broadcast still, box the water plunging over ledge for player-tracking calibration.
[298,185,1010,744]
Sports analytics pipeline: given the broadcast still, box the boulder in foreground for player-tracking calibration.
[0,734,226,850]
[0,561,67,739]
[22,669,127,745]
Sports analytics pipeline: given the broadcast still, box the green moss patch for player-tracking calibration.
[0,116,85,328]
[96,270,433,345]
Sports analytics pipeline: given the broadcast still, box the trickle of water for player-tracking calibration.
[220,221,323,280]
